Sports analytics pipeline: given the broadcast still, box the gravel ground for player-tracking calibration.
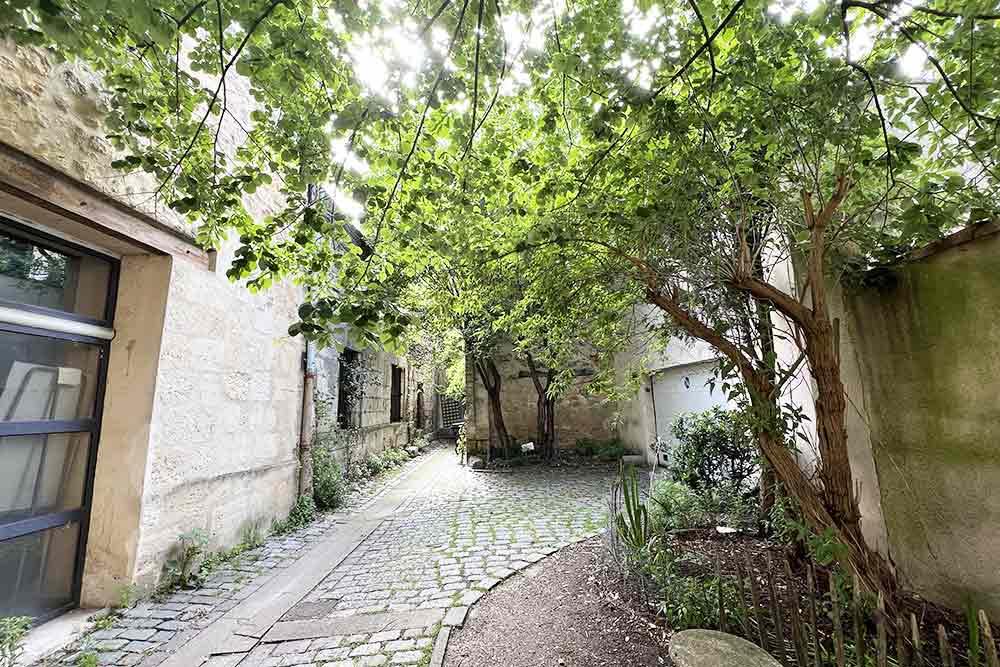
[445,536,670,667]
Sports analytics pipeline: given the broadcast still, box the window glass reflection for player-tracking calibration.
[0,228,112,321]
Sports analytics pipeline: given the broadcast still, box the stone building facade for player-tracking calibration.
[314,344,437,462]
[0,40,425,623]
[463,344,616,454]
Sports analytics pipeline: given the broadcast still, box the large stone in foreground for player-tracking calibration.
[669,630,781,667]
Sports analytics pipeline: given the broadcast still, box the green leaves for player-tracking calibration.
[2,0,997,353]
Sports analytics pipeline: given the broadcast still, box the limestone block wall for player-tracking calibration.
[464,345,615,454]
[132,257,302,586]
[1,39,305,602]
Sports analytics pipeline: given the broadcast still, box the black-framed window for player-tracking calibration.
[0,218,117,622]
[390,365,403,423]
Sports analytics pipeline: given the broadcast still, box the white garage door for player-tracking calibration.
[652,360,730,464]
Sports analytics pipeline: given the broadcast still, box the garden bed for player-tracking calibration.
[615,527,991,666]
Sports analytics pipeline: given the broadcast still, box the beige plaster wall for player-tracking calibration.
[81,254,172,606]
[1,40,305,602]
[132,257,303,586]
[845,228,1000,615]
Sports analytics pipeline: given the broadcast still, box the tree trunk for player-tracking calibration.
[646,285,897,605]
[632,176,896,603]
[476,359,513,459]
[759,463,776,535]
[525,354,557,459]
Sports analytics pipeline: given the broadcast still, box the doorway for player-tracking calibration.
[0,219,117,621]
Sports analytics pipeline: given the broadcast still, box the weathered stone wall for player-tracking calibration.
[464,345,615,454]
[132,257,303,586]
[0,40,305,603]
[843,224,1000,615]
[315,345,433,463]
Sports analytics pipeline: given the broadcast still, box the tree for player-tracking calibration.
[8,0,1000,601]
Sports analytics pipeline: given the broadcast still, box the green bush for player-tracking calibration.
[654,570,743,631]
[357,447,410,479]
[274,495,316,535]
[648,479,757,532]
[669,407,758,495]
[575,437,626,460]
[287,495,316,527]
[313,441,346,511]
[0,616,31,667]
[163,528,209,589]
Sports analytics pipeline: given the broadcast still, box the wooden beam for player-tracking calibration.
[0,141,208,265]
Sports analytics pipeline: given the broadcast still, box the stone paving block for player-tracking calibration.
[390,651,423,664]
[348,643,382,657]
[442,606,469,627]
[315,647,351,661]
[122,640,157,653]
[271,639,313,655]
[35,449,614,667]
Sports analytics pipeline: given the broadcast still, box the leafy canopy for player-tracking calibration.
[3,0,998,346]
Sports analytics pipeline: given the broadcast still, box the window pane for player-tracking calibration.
[0,228,112,321]
[0,521,80,618]
[0,331,101,421]
[0,432,90,520]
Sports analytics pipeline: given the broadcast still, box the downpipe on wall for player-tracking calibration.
[298,339,316,498]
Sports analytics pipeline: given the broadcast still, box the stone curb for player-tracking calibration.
[429,627,451,667]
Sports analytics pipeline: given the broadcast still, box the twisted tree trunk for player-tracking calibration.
[525,353,557,459]
[639,177,897,606]
[476,358,514,460]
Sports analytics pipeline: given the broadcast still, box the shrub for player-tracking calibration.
[669,407,758,495]
[0,616,31,667]
[164,528,209,589]
[654,570,743,631]
[286,495,316,529]
[576,437,626,460]
[313,440,346,511]
[648,479,757,532]
[274,495,317,535]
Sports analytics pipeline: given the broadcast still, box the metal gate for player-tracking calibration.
[0,219,117,621]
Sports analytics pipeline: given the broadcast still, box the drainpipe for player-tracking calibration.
[298,340,316,498]
[648,374,660,475]
[298,182,319,499]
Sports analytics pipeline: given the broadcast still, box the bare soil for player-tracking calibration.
[445,537,670,667]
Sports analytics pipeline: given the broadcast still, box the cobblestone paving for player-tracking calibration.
[38,452,435,667]
[39,449,616,667]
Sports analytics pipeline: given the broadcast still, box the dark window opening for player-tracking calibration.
[336,349,359,429]
[390,365,403,423]
[415,382,424,429]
